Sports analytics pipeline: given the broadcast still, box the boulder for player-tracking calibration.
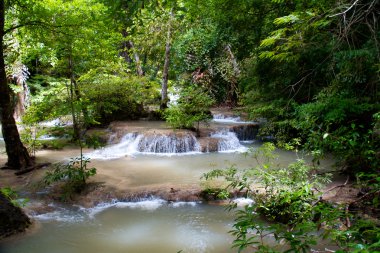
[0,192,31,239]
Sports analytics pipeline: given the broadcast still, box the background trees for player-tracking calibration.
[0,0,378,247]
[2,0,378,175]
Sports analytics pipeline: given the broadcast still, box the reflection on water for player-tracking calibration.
[32,142,333,191]
[1,201,236,253]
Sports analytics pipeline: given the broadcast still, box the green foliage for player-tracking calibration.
[44,156,96,199]
[239,0,379,177]
[20,125,44,157]
[294,92,379,173]
[203,143,331,251]
[39,139,70,150]
[164,85,215,133]
[79,65,160,124]
[0,187,29,207]
[203,142,380,252]
[22,77,70,124]
[173,22,219,72]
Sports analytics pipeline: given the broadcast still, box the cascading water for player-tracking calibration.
[138,133,201,153]
[210,130,247,152]
[88,133,143,159]
[88,132,201,159]
[212,114,241,123]
[230,124,259,142]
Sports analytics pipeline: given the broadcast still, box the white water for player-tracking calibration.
[138,133,201,154]
[40,118,73,127]
[88,127,250,159]
[38,134,62,140]
[210,130,248,153]
[88,133,143,159]
[233,198,254,207]
[88,132,203,159]
[212,113,257,124]
[212,114,242,123]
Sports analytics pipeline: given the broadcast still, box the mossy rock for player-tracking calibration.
[40,139,71,150]
[0,193,31,239]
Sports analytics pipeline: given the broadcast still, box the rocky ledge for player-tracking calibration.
[0,192,31,239]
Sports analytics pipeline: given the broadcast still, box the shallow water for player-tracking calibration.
[0,120,334,252]
[33,142,330,190]
[1,200,236,253]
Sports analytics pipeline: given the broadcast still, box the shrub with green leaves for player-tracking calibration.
[20,125,44,157]
[164,85,214,135]
[0,187,29,207]
[203,142,380,252]
[22,77,71,124]
[80,66,161,125]
[203,143,331,251]
[44,156,96,199]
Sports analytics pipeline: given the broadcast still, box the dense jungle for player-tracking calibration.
[0,0,379,252]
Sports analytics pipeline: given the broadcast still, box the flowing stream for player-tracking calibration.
[0,120,334,252]
[1,200,236,253]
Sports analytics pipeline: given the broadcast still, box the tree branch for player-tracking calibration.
[313,176,350,206]
[4,20,78,35]
[329,0,360,18]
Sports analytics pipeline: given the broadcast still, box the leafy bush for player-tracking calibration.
[80,66,161,125]
[20,125,44,157]
[44,156,96,199]
[203,143,331,251]
[22,77,71,124]
[294,92,379,174]
[203,143,380,252]
[164,85,214,135]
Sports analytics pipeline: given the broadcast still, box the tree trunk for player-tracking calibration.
[0,0,32,170]
[160,17,171,110]
[225,44,240,106]
[120,29,133,64]
[128,41,144,76]
[120,29,144,76]
[13,77,30,121]
[0,192,31,239]
[68,55,80,141]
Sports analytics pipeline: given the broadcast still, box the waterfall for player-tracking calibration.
[210,130,247,152]
[88,133,143,159]
[87,127,252,160]
[212,114,241,123]
[87,132,201,159]
[230,124,258,141]
[138,133,200,153]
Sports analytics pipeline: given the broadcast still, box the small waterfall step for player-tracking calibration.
[229,124,259,141]
[88,131,202,159]
[209,130,247,152]
[138,133,200,153]
[87,119,260,159]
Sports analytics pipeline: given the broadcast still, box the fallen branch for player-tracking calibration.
[14,163,51,176]
[313,176,350,206]
[323,176,350,194]
[350,189,380,205]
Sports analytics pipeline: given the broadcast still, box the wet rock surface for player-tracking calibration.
[103,119,259,154]
[0,193,31,239]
